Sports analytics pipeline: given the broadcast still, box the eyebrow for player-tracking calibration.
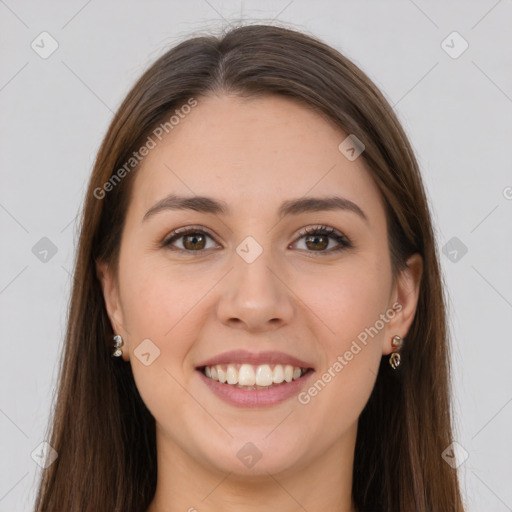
[142,194,369,224]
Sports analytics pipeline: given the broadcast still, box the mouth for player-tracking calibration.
[196,363,316,408]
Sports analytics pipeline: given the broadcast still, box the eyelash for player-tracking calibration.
[161,224,352,256]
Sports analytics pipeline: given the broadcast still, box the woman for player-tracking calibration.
[33,23,465,511]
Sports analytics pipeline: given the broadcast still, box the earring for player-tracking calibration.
[112,334,123,357]
[389,335,402,369]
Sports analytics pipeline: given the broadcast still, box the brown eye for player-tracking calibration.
[163,228,218,252]
[182,232,206,250]
[293,225,351,254]
[304,233,329,251]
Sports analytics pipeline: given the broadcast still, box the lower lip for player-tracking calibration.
[197,369,315,408]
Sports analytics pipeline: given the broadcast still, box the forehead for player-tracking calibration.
[127,93,386,227]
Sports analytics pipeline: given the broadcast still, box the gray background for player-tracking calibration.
[1,1,511,510]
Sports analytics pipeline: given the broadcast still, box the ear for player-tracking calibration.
[96,259,129,361]
[383,253,423,355]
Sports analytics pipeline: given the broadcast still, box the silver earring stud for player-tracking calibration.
[112,334,123,357]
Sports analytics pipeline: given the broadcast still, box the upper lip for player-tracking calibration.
[196,350,314,369]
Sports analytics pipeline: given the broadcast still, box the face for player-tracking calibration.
[97,93,422,479]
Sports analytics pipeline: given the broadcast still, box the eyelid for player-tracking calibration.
[165,224,215,238]
[294,224,346,241]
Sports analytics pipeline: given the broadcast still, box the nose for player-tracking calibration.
[216,245,295,332]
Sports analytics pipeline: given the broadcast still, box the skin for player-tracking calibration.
[97,93,422,512]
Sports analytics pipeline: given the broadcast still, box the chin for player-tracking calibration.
[200,432,307,477]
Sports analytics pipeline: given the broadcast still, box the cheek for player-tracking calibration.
[296,261,390,347]
[292,275,386,444]
[119,255,203,338]
[118,259,200,432]
[294,260,390,421]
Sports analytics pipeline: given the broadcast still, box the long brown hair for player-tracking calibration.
[33,23,465,511]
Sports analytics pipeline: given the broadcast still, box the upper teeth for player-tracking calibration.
[204,364,306,386]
